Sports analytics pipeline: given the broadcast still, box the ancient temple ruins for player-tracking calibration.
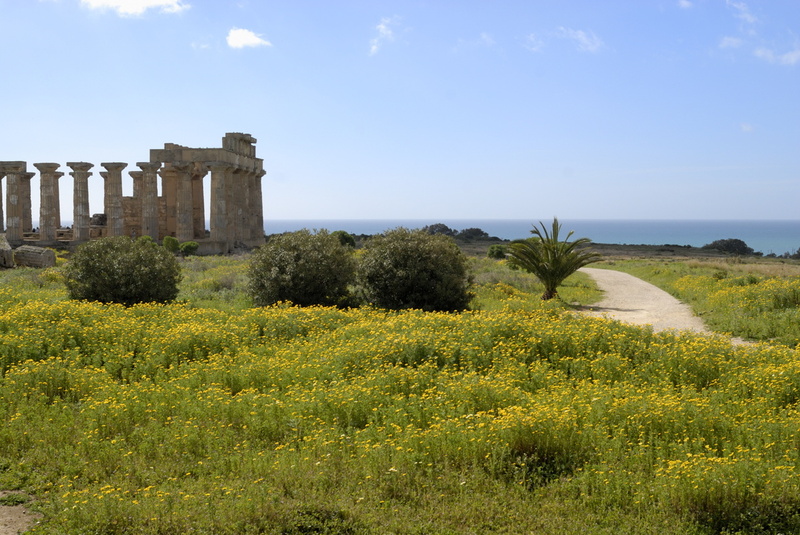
[0,133,265,255]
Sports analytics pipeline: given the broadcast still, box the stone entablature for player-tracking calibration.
[0,133,265,255]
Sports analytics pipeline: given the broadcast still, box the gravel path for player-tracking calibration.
[579,267,712,334]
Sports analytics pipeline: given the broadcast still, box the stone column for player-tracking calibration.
[254,169,266,243]
[101,163,126,237]
[34,163,61,243]
[130,170,143,200]
[191,165,207,240]
[68,162,93,243]
[230,168,245,244]
[208,162,229,250]
[0,172,4,234]
[19,172,34,233]
[241,169,254,241]
[137,162,161,241]
[158,165,179,238]
[3,162,27,245]
[173,162,194,243]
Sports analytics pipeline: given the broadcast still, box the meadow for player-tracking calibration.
[600,258,800,347]
[1,253,800,533]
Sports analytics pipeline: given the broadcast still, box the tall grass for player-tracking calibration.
[600,258,800,347]
[1,255,799,533]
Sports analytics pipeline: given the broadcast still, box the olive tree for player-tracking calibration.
[357,228,473,312]
[63,236,182,306]
[247,229,356,307]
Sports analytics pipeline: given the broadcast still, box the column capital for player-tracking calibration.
[54,171,64,180]
[20,171,35,181]
[129,170,143,179]
[207,161,230,172]
[101,162,128,172]
[67,162,94,173]
[34,162,61,174]
[170,161,192,171]
[136,162,161,172]
[0,161,27,174]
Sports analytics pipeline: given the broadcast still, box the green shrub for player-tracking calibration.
[357,228,474,311]
[702,238,755,256]
[331,230,356,248]
[163,236,180,253]
[247,229,356,307]
[487,244,507,259]
[63,236,182,306]
[179,241,200,256]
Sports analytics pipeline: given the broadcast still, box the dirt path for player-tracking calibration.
[0,492,41,535]
[579,267,712,334]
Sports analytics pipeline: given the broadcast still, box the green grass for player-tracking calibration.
[2,254,800,533]
[597,258,800,347]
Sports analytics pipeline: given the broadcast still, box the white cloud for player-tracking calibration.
[754,46,800,65]
[556,26,604,53]
[479,32,495,47]
[453,32,496,52]
[370,16,398,56]
[740,123,754,133]
[677,0,693,9]
[726,0,757,25]
[226,28,271,49]
[719,36,742,49]
[524,33,545,52]
[80,0,189,16]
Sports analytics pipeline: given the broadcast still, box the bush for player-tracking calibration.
[702,238,755,256]
[247,229,356,307]
[63,236,182,306]
[331,230,356,248]
[163,236,180,253]
[357,228,473,312]
[457,227,490,241]
[179,241,199,256]
[487,244,507,259]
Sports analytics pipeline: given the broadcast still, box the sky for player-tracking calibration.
[1,0,799,222]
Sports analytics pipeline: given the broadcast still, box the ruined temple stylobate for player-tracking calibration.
[0,133,266,255]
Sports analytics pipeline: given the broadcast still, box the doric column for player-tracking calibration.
[208,162,229,249]
[173,162,194,242]
[34,163,61,243]
[2,162,27,245]
[254,169,266,243]
[101,163,126,237]
[158,165,179,238]
[229,168,245,243]
[129,170,143,200]
[68,162,93,243]
[0,172,4,234]
[137,162,161,240]
[19,172,34,232]
[241,169,254,241]
[191,165,207,240]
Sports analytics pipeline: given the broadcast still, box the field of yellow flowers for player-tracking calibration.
[1,256,800,533]
[604,258,800,347]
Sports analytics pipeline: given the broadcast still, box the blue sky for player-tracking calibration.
[1,0,798,221]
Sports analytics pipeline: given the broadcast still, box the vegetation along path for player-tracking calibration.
[579,267,712,335]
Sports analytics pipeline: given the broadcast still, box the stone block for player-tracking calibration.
[0,235,13,269]
[13,245,56,268]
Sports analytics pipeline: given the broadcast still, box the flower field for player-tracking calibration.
[603,259,800,347]
[1,257,800,533]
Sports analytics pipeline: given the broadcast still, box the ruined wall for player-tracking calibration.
[0,133,266,255]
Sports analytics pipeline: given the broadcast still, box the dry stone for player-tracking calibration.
[13,246,56,268]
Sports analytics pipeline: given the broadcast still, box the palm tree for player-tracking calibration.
[507,218,602,300]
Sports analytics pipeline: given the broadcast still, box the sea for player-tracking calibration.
[263,219,800,256]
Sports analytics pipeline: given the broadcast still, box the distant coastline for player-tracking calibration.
[263,219,800,256]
